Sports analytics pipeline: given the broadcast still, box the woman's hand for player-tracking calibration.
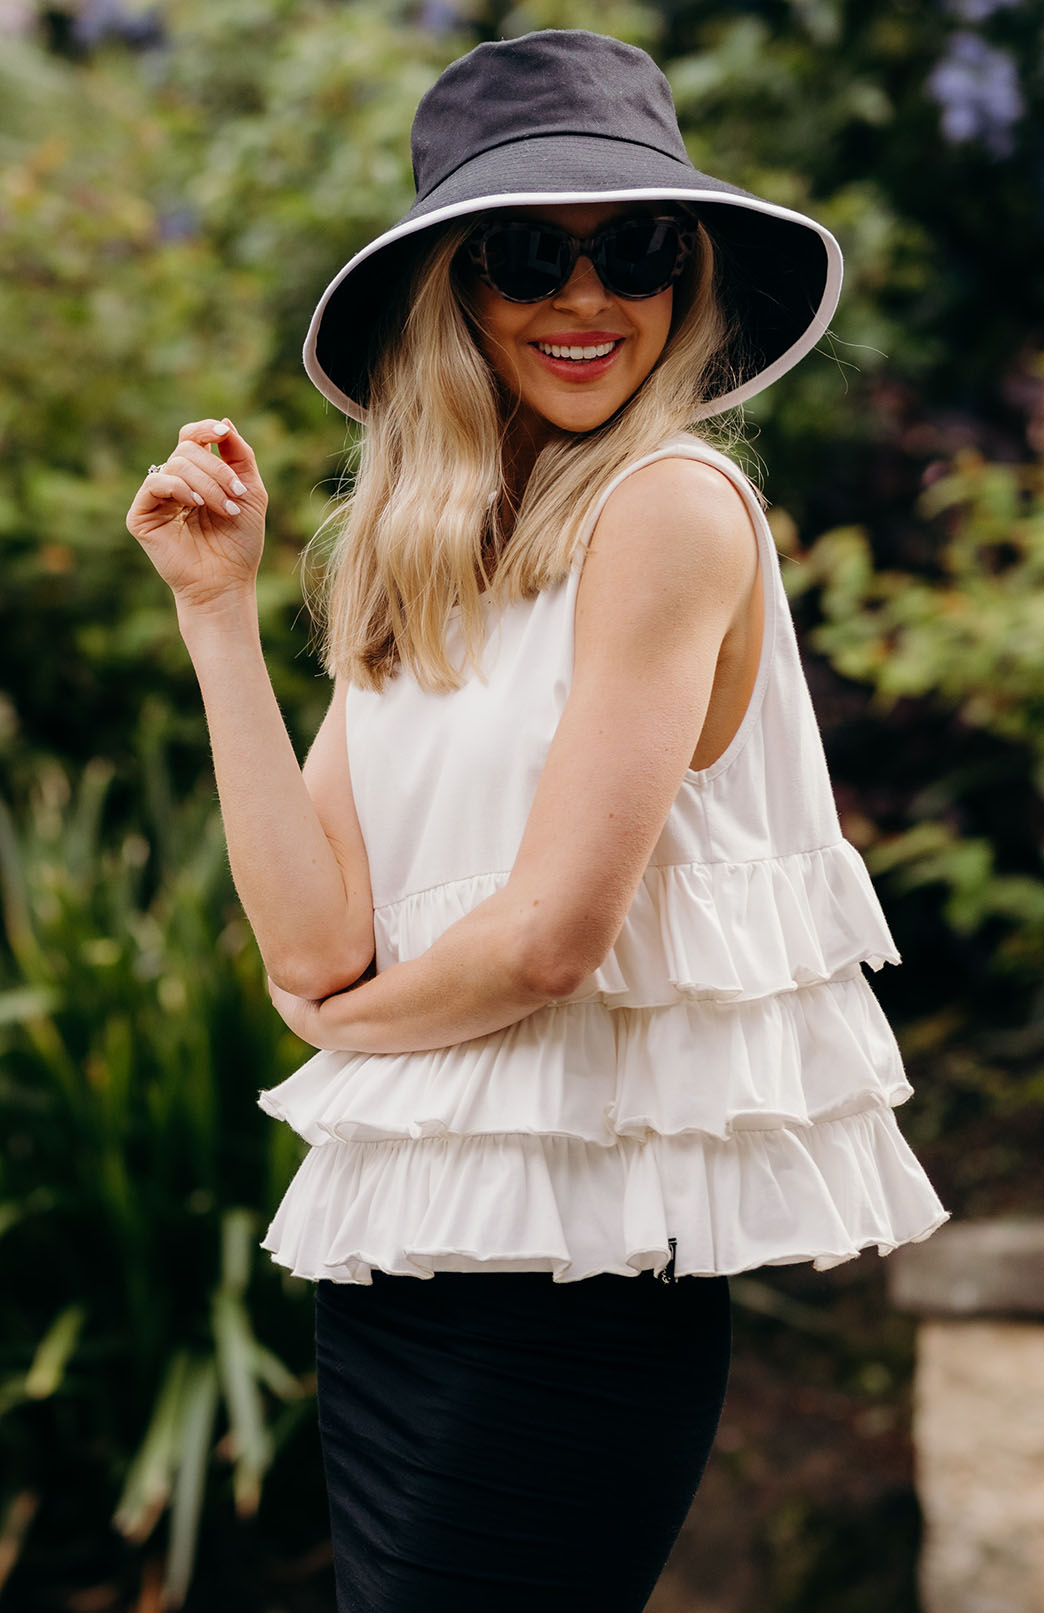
[268,979,323,1039]
[267,978,348,1053]
[267,956,378,1052]
[126,418,268,613]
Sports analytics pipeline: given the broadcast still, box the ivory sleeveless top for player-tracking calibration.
[258,435,949,1283]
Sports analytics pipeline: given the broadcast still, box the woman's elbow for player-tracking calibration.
[514,920,604,1002]
[265,941,375,1002]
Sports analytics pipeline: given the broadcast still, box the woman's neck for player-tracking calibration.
[497,414,563,538]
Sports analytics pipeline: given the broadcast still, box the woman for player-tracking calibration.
[127,30,949,1613]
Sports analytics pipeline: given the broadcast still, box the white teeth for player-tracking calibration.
[536,340,618,361]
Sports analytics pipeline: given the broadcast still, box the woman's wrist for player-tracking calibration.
[175,586,260,647]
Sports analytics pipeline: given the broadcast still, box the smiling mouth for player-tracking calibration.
[533,339,623,361]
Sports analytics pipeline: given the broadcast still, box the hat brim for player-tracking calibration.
[305,135,843,423]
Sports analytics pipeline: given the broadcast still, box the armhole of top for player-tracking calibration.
[570,434,781,787]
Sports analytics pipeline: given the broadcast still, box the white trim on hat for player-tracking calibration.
[304,188,843,424]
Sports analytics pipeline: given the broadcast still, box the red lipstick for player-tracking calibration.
[532,330,623,345]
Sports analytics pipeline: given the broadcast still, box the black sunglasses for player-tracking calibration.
[463,213,699,304]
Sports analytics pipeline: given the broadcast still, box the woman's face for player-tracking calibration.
[463,201,675,451]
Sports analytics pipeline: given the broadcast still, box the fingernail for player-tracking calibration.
[230,477,247,496]
[193,492,205,505]
[213,422,229,436]
[224,499,240,516]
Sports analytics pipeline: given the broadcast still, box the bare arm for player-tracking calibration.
[180,615,374,995]
[270,455,759,1052]
[127,419,374,996]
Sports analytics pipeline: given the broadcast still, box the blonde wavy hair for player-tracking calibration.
[308,208,756,693]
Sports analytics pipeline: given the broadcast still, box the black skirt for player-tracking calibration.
[314,1266,732,1613]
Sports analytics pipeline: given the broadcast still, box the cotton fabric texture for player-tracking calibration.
[303,29,844,422]
[315,1268,732,1612]
[257,437,951,1282]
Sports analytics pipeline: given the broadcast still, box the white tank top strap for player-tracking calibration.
[570,435,775,565]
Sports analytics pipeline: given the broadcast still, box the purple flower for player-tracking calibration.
[945,0,1020,21]
[73,0,163,50]
[420,0,459,33]
[926,31,1024,158]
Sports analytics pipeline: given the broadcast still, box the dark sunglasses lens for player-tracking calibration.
[600,219,684,296]
[482,225,569,301]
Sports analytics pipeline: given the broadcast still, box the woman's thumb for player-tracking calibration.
[216,418,253,473]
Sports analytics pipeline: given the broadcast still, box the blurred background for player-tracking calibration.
[0,0,1042,1608]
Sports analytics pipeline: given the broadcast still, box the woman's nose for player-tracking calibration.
[551,254,612,310]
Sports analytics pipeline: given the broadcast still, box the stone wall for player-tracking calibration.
[888,1221,1044,1613]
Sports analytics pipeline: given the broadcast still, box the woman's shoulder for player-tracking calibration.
[581,436,765,562]
[580,435,767,550]
[606,439,753,503]
[576,443,763,639]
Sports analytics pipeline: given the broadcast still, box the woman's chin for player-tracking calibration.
[525,395,626,439]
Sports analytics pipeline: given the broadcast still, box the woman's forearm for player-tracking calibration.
[268,882,569,1054]
[177,592,370,995]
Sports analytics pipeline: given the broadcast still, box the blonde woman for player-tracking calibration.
[127,30,949,1613]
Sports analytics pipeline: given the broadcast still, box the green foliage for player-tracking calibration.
[0,1304,87,1419]
[0,738,313,1604]
[789,452,1044,758]
[785,451,1044,990]
[0,15,342,789]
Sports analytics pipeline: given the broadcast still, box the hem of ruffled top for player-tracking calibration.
[371,839,901,1007]
[257,1107,951,1285]
[260,1221,952,1285]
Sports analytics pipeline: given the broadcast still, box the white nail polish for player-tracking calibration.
[193,492,205,505]
[231,477,247,496]
[224,499,240,516]
[213,423,229,435]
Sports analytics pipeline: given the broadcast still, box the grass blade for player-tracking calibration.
[23,1304,86,1399]
[163,1357,218,1610]
[248,1339,307,1403]
[113,1351,190,1544]
[219,1207,254,1297]
[212,1289,271,1517]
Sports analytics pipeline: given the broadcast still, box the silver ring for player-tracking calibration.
[148,463,165,475]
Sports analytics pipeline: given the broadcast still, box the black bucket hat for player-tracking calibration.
[305,28,843,423]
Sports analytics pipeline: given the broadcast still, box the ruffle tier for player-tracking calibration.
[373,840,901,1005]
[258,1109,950,1284]
[257,838,947,1284]
[257,971,910,1149]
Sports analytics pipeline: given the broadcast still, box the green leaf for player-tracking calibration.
[23,1305,86,1400]
[248,1339,308,1403]
[163,1357,219,1610]
[113,1350,192,1544]
[212,1288,271,1517]
[220,1207,256,1298]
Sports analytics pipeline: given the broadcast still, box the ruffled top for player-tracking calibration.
[258,436,949,1282]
